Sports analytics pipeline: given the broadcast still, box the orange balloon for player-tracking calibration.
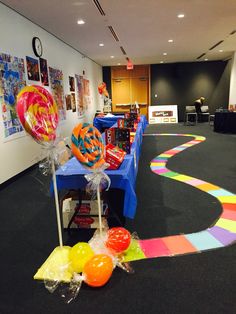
[83,254,113,287]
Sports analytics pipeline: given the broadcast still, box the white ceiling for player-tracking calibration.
[1,0,236,66]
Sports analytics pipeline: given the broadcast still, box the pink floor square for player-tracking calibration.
[154,168,169,174]
[221,209,236,221]
[186,178,206,186]
[139,238,171,258]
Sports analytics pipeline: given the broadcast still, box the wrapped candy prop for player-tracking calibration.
[98,82,112,113]
[105,227,131,254]
[16,85,69,251]
[87,226,134,277]
[69,242,94,273]
[71,122,110,236]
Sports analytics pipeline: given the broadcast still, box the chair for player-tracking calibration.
[209,114,215,126]
[198,106,210,122]
[184,106,197,125]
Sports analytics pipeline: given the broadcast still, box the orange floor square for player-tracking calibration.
[197,183,220,192]
[162,235,197,255]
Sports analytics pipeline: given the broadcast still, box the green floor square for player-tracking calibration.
[161,171,179,178]
[123,239,146,262]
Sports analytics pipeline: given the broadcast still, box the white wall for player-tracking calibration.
[0,3,103,184]
[229,52,236,105]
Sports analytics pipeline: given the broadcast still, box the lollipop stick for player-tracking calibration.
[96,186,103,237]
[52,159,63,247]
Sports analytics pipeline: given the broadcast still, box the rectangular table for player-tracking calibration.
[55,118,147,219]
[214,112,236,134]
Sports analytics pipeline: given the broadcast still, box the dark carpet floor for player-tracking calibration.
[0,123,236,314]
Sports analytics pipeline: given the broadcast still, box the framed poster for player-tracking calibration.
[149,105,178,124]
[49,67,66,120]
[0,52,26,141]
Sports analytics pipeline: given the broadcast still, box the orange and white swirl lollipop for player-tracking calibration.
[16,85,58,143]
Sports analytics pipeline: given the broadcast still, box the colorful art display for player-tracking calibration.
[75,74,84,117]
[0,52,26,140]
[49,67,66,120]
[26,56,40,81]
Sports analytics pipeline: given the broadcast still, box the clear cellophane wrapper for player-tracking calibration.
[42,223,135,304]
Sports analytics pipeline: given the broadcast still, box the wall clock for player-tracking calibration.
[32,37,43,57]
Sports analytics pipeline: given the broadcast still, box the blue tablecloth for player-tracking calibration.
[93,114,148,133]
[93,115,124,132]
[55,117,148,219]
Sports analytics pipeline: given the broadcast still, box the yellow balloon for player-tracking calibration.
[69,242,94,273]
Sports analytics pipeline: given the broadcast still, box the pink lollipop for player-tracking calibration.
[16,85,58,142]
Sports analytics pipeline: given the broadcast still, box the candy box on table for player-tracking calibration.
[105,143,126,170]
[105,128,130,153]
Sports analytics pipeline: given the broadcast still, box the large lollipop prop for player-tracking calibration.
[16,85,63,248]
[71,123,110,236]
[98,82,111,113]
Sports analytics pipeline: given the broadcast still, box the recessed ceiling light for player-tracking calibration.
[117,63,121,65]
[99,43,104,47]
[177,14,185,18]
[168,39,174,43]
[204,58,208,61]
[77,19,85,25]
[163,52,167,55]
[160,61,164,63]
[219,49,223,52]
[110,56,114,58]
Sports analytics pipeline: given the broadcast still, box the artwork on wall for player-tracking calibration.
[39,58,49,86]
[49,66,66,120]
[69,76,75,92]
[75,74,84,117]
[65,94,72,110]
[0,52,26,141]
[26,56,40,81]
[71,93,76,112]
[83,78,91,112]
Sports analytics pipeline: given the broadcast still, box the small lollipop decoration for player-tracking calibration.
[71,122,110,236]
